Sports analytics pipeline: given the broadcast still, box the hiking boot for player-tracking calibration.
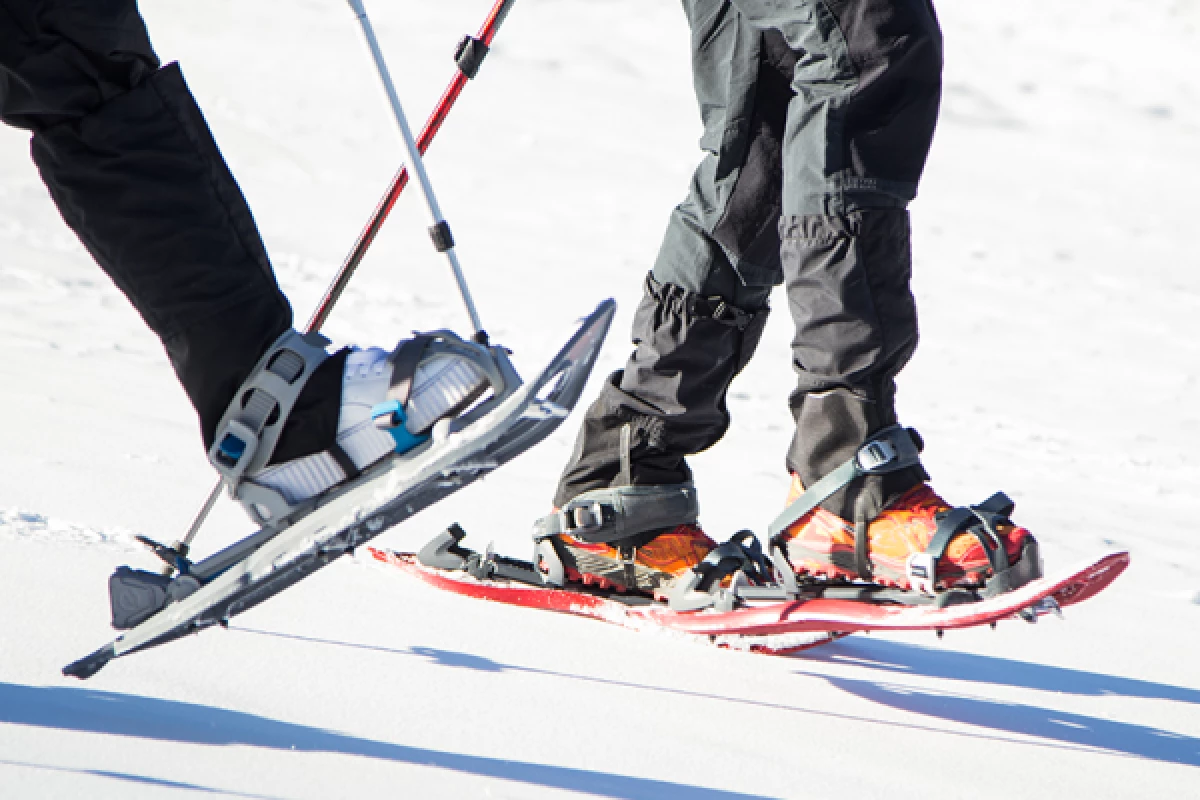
[549,524,717,593]
[778,475,1036,591]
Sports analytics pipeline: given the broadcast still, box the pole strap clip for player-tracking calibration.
[455,35,491,79]
[429,220,455,253]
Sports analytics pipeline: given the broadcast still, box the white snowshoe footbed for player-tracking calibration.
[208,329,494,524]
[252,346,490,507]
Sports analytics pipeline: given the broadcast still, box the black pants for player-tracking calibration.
[0,0,341,462]
[554,0,940,520]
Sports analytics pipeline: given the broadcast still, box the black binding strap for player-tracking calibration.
[327,443,362,481]
[924,496,1012,575]
[667,531,773,611]
[768,426,924,541]
[532,483,699,546]
[905,492,1019,594]
[854,510,873,582]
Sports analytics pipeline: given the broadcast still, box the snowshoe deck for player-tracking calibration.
[63,300,615,679]
[367,542,1129,654]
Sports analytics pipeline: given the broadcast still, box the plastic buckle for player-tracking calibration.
[371,400,405,429]
[569,502,608,541]
[371,400,429,455]
[216,434,246,468]
[857,438,897,473]
[906,552,938,596]
[209,419,259,479]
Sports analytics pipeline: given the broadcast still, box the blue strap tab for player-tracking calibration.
[216,433,247,468]
[371,401,430,455]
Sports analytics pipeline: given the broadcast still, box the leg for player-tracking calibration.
[553,0,786,507]
[2,2,527,528]
[0,0,339,459]
[750,2,1036,591]
[733,0,942,519]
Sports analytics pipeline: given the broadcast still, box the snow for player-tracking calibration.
[2,0,1198,796]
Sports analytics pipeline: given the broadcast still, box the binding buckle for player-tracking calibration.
[212,420,259,477]
[906,552,938,596]
[857,438,898,472]
[371,400,431,454]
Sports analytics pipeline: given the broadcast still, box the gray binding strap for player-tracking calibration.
[207,329,331,483]
[387,335,436,410]
[533,483,698,545]
[374,330,508,432]
[768,426,923,540]
[618,423,632,487]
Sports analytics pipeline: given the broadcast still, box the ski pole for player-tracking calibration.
[307,0,516,333]
[163,0,518,573]
[349,0,485,338]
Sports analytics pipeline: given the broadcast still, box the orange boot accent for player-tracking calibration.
[553,524,717,593]
[778,475,1034,590]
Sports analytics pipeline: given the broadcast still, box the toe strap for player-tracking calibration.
[907,492,1027,595]
[668,531,772,612]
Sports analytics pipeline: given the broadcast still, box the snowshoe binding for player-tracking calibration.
[525,426,1042,615]
[67,299,616,679]
[532,484,717,593]
[767,426,1042,599]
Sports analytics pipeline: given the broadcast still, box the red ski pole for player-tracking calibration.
[305,0,518,333]
[166,0,519,570]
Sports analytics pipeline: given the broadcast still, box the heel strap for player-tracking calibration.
[533,483,699,545]
[208,330,332,525]
[208,329,331,485]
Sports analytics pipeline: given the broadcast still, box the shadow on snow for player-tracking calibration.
[801,636,1200,706]
[796,638,1200,768]
[0,757,285,799]
[822,675,1200,767]
[0,682,767,800]
[232,627,1200,768]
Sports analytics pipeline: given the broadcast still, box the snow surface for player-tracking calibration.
[2,1,1199,797]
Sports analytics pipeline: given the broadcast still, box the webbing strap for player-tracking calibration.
[238,350,305,433]
[667,531,771,611]
[533,483,698,545]
[923,494,1013,575]
[906,493,1017,595]
[768,426,923,540]
[386,335,436,410]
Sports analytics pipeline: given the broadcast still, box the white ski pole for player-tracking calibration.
[158,2,514,575]
[348,0,486,339]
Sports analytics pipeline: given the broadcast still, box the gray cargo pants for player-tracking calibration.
[554,0,942,521]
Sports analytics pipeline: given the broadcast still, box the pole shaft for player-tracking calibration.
[349,0,484,335]
[176,0,518,559]
[306,0,517,334]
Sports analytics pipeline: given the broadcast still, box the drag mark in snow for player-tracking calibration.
[0,507,138,551]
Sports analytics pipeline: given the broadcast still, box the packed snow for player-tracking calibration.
[2,1,1198,797]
